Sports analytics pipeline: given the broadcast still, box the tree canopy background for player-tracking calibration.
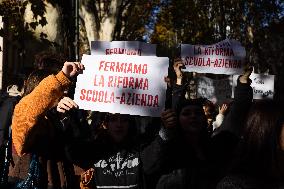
[0,0,284,99]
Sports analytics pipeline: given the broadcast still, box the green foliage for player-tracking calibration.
[1,0,283,74]
[0,0,53,40]
[29,0,45,19]
[151,0,284,73]
[28,0,48,29]
[114,0,161,40]
[0,0,27,38]
[0,0,64,53]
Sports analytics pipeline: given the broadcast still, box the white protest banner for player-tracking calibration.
[91,41,156,56]
[232,73,274,99]
[181,39,246,75]
[196,76,233,105]
[74,55,168,117]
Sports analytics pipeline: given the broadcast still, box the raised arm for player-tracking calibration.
[140,109,177,181]
[213,68,253,138]
[212,104,228,130]
[141,59,185,176]
[12,62,84,155]
[170,58,188,109]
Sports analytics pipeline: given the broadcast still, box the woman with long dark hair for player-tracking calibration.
[217,100,284,188]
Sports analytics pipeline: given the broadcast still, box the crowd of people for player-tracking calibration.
[0,52,283,189]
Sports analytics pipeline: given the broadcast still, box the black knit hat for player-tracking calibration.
[176,98,207,115]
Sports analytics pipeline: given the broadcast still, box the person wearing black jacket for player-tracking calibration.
[217,100,284,189]
[156,60,253,189]
[0,95,21,188]
[57,98,175,189]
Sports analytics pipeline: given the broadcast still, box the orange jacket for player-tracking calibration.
[11,71,71,156]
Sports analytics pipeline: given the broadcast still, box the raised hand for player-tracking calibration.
[173,58,184,79]
[164,76,171,87]
[57,97,78,113]
[62,62,84,78]
[219,103,228,115]
[161,109,177,129]
[173,58,185,85]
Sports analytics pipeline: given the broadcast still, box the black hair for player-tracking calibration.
[176,98,207,116]
[234,100,284,178]
[23,69,54,97]
[176,98,210,140]
[93,113,138,149]
[34,51,66,72]
[104,113,137,136]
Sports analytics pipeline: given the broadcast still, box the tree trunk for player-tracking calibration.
[24,0,63,45]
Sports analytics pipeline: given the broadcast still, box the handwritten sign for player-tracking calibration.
[196,76,233,104]
[91,41,156,56]
[74,55,168,117]
[233,73,274,99]
[181,39,246,75]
